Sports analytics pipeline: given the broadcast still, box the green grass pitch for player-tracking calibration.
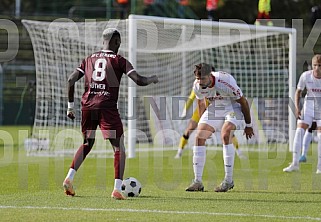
[1,126,321,221]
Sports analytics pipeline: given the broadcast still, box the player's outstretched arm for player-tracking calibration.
[236,96,254,139]
[128,71,158,86]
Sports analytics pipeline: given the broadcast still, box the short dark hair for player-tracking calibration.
[194,63,213,77]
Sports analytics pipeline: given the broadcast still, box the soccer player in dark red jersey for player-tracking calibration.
[63,28,158,199]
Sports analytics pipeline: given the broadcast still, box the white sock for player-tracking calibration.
[193,146,206,182]
[302,131,312,156]
[223,144,235,183]
[292,128,305,165]
[66,168,76,181]
[114,179,123,191]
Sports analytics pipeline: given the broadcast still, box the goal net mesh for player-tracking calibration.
[22,17,291,154]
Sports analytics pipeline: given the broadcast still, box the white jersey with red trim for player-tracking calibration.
[193,71,243,109]
[297,70,321,116]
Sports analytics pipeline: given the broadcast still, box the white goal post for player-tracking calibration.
[22,15,296,157]
[127,15,297,156]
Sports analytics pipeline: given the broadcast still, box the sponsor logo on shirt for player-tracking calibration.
[91,53,116,58]
[311,88,321,93]
[218,79,241,96]
[208,92,223,101]
[89,91,110,96]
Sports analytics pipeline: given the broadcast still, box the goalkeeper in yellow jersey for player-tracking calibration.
[254,0,273,26]
[175,89,244,159]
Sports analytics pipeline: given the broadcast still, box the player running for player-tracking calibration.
[63,28,158,199]
[283,54,321,173]
[185,63,254,192]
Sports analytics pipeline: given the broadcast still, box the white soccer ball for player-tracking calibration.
[121,177,142,197]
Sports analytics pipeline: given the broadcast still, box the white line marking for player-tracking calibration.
[26,146,286,158]
[0,205,320,221]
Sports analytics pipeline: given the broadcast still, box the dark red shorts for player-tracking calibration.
[81,109,124,139]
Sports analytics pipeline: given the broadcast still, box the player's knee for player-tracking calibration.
[195,129,212,141]
[221,132,232,144]
[84,138,95,148]
[195,136,206,146]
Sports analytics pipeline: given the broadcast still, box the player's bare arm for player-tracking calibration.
[236,96,254,139]
[294,88,302,119]
[66,70,84,120]
[128,71,158,86]
[67,70,84,102]
[197,98,207,117]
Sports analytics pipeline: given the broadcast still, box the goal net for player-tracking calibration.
[22,16,296,157]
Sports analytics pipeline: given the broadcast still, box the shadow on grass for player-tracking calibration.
[138,191,321,204]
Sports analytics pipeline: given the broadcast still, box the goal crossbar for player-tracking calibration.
[22,15,296,158]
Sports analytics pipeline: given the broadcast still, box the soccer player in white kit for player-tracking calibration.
[185,63,254,192]
[283,54,321,173]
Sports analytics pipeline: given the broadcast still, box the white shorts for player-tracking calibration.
[298,116,321,128]
[298,100,321,127]
[198,105,244,131]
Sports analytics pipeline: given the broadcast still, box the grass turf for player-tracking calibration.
[0,126,321,221]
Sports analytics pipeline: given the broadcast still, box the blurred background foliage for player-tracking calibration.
[0,0,320,25]
[0,0,320,125]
